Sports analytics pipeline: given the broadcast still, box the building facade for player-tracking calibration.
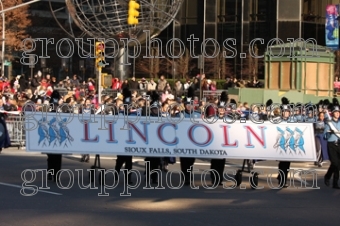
[12,0,340,81]
[155,0,340,80]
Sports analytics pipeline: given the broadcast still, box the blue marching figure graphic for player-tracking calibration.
[274,127,286,154]
[38,117,50,147]
[285,128,296,155]
[58,118,74,148]
[295,128,306,155]
[48,117,60,147]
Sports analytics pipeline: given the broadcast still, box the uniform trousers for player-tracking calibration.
[210,159,226,186]
[325,142,340,186]
[145,157,161,183]
[47,154,62,182]
[115,155,133,182]
[278,161,291,187]
[180,157,196,184]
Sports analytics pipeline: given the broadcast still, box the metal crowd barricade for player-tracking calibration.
[101,89,146,98]
[5,113,25,149]
[101,89,119,98]
[54,88,68,96]
[203,90,225,99]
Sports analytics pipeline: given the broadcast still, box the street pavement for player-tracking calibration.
[0,147,339,226]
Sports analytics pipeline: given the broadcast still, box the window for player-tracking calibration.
[250,0,267,21]
[302,0,338,23]
[218,0,238,23]
[186,0,198,24]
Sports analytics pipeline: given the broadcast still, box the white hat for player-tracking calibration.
[332,106,340,113]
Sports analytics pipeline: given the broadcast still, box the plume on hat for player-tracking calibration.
[323,99,330,106]
[281,97,289,105]
[266,99,273,107]
[332,97,339,106]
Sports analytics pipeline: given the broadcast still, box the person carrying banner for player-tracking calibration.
[314,112,329,167]
[277,98,294,188]
[114,88,134,185]
[323,105,340,189]
[210,91,228,186]
[79,98,95,162]
[47,90,63,183]
[143,91,162,184]
[180,87,201,186]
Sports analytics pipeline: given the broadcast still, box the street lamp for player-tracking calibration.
[0,0,5,78]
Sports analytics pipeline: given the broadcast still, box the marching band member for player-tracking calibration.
[294,103,304,122]
[114,88,134,184]
[323,99,331,121]
[79,98,95,162]
[210,91,228,186]
[277,97,295,188]
[314,112,329,167]
[47,90,63,183]
[144,91,162,184]
[180,87,200,185]
[323,105,340,189]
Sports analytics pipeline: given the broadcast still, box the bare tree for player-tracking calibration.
[164,47,194,79]
[136,47,194,80]
[203,50,235,79]
[135,47,162,78]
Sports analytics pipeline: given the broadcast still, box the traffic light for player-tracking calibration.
[101,73,112,88]
[128,0,140,25]
[95,41,106,71]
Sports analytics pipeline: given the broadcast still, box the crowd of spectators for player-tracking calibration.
[111,75,264,96]
[0,72,261,117]
[5,72,338,116]
[0,72,96,113]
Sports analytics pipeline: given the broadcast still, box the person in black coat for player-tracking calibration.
[114,88,134,184]
[79,98,95,163]
[210,91,228,186]
[143,91,162,184]
[277,97,292,188]
[0,113,11,154]
[47,90,63,183]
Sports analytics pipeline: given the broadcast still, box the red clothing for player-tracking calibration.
[2,81,9,90]
[112,79,121,90]
[46,90,53,97]
[88,82,95,91]
[75,90,80,100]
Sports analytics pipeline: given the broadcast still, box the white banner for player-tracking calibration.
[25,113,317,161]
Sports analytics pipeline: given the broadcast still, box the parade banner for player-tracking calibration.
[326,4,339,50]
[25,113,317,161]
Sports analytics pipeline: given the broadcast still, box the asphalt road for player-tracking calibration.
[0,148,339,226]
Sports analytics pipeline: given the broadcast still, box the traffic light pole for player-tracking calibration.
[97,68,102,105]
